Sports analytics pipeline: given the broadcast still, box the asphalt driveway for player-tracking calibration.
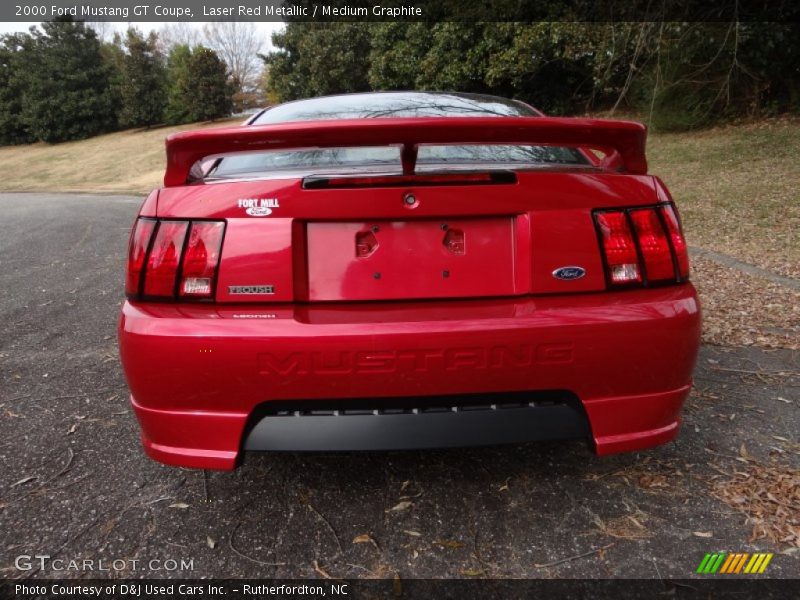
[0,193,797,580]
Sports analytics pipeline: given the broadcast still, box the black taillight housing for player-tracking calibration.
[125,218,225,301]
[593,203,689,288]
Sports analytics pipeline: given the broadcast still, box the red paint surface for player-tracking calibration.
[120,285,700,470]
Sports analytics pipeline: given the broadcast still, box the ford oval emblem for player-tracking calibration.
[246,206,272,217]
[552,266,586,280]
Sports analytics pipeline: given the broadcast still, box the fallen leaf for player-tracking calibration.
[169,502,190,509]
[11,476,37,488]
[433,539,464,549]
[313,560,332,579]
[693,531,713,538]
[387,501,412,512]
[461,569,484,577]
[352,534,372,544]
[403,530,421,537]
[628,516,645,529]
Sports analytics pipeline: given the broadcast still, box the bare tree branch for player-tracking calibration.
[158,22,202,52]
[203,22,264,93]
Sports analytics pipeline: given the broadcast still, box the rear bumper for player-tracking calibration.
[119,285,701,470]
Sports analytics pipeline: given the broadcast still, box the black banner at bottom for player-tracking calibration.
[2,579,798,600]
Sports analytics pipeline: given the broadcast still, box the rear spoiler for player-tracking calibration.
[164,116,647,187]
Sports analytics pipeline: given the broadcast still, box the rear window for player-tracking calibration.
[253,92,538,122]
[204,93,588,180]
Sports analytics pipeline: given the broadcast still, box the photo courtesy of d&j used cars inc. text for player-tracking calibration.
[0,1,797,599]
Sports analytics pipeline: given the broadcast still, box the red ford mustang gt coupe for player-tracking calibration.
[118,92,701,470]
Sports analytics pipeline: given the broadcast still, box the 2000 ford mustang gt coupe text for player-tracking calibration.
[118,92,701,470]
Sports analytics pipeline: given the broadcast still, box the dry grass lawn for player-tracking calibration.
[0,117,242,195]
[648,118,800,279]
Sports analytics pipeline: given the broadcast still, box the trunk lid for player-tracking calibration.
[154,170,659,303]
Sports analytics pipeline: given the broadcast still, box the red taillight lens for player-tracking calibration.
[143,221,189,298]
[125,218,156,297]
[630,208,674,281]
[594,211,641,284]
[593,203,690,288]
[660,204,690,279]
[126,218,225,301]
[179,221,225,298]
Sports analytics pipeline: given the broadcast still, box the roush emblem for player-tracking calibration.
[552,266,586,281]
[229,285,275,295]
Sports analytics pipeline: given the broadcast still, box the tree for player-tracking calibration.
[265,22,622,113]
[415,23,494,94]
[99,32,125,127]
[164,43,193,125]
[117,29,167,128]
[0,32,36,145]
[265,23,373,102]
[636,22,800,130]
[368,23,429,91]
[14,19,116,143]
[165,45,232,124]
[186,47,233,121]
[480,23,642,114]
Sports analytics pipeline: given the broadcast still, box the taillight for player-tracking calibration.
[144,221,189,297]
[126,218,225,301]
[125,218,156,296]
[179,221,225,298]
[630,208,674,281]
[594,211,641,284]
[593,203,689,288]
[660,204,690,279]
